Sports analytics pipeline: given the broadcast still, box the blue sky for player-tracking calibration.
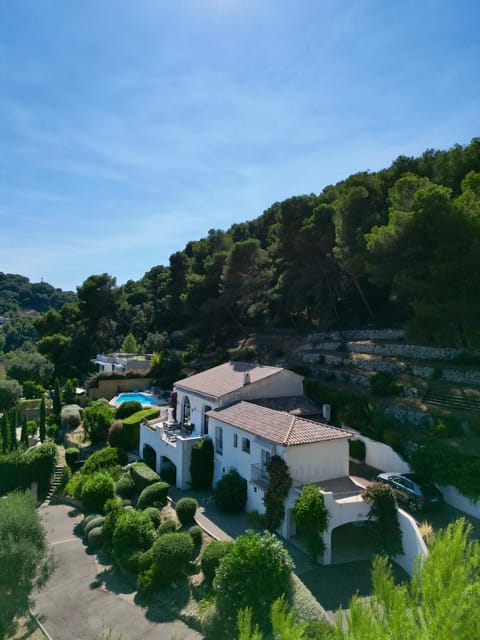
[1,0,479,292]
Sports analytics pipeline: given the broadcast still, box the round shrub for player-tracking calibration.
[115,474,136,499]
[82,512,101,532]
[104,496,122,513]
[158,519,177,535]
[82,447,127,476]
[136,481,169,510]
[107,420,126,449]
[151,532,194,584]
[65,447,80,468]
[84,515,106,537]
[201,605,225,640]
[87,526,104,550]
[81,472,115,514]
[200,540,233,583]
[188,525,203,547]
[115,400,142,420]
[143,506,162,528]
[175,497,198,526]
[112,509,156,571]
[213,469,247,513]
[213,530,294,634]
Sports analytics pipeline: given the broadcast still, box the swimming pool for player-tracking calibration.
[111,392,162,407]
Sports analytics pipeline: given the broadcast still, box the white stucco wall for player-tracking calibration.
[438,485,480,519]
[285,439,350,485]
[393,509,428,575]
[139,422,203,489]
[358,435,411,473]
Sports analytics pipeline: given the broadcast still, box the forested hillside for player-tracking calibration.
[4,138,480,376]
[0,273,75,315]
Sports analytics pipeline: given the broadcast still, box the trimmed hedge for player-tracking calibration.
[122,408,161,451]
[82,447,127,476]
[65,447,80,468]
[213,469,247,513]
[151,532,194,583]
[176,497,198,525]
[143,506,162,528]
[81,472,115,514]
[200,540,233,582]
[115,400,143,420]
[158,519,177,535]
[84,515,106,537]
[87,526,104,549]
[188,525,203,547]
[130,462,161,492]
[136,481,169,509]
[190,437,214,490]
[115,474,136,499]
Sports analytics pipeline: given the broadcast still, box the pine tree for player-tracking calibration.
[39,397,46,443]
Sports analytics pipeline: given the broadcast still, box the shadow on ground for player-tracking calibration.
[299,559,409,611]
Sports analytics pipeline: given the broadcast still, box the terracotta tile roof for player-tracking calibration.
[208,401,353,447]
[249,395,320,416]
[174,361,287,399]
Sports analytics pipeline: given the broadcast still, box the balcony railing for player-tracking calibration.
[250,463,269,489]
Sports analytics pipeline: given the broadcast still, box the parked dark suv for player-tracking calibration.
[376,472,443,511]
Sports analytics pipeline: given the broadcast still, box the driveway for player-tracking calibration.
[33,504,202,640]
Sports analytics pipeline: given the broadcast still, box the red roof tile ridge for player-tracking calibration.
[284,414,296,445]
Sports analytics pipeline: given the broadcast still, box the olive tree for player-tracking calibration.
[0,492,54,637]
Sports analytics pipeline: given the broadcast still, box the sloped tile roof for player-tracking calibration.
[249,395,320,416]
[174,361,288,399]
[208,401,353,447]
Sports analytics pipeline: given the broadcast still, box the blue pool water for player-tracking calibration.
[114,392,161,406]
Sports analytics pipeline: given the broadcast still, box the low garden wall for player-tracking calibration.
[357,435,411,474]
[438,485,480,519]
[394,509,428,575]
[88,377,153,400]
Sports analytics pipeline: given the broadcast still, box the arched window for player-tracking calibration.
[241,437,251,454]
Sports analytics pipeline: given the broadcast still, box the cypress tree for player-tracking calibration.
[53,379,62,419]
[21,412,28,447]
[39,397,46,443]
[1,413,9,453]
[9,408,17,451]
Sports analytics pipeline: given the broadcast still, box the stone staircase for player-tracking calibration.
[41,465,65,507]
[423,389,480,414]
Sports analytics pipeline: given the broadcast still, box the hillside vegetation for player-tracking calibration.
[2,139,480,376]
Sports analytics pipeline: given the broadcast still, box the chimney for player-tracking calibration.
[243,372,251,386]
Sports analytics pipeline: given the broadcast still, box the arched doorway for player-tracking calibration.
[160,456,177,486]
[142,444,157,472]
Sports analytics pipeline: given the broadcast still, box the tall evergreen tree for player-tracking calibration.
[9,408,17,451]
[39,397,46,443]
[53,378,62,419]
[21,412,28,447]
[1,413,9,453]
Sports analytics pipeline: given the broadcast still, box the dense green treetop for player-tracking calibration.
[8,137,480,375]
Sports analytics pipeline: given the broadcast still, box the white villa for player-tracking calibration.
[91,353,151,374]
[139,361,426,569]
